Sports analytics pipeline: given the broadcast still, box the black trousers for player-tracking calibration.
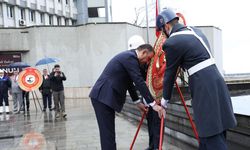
[199,131,228,150]
[0,93,9,106]
[146,106,161,149]
[22,91,30,109]
[42,93,52,109]
[91,99,116,150]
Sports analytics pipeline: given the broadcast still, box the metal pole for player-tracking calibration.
[158,0,161,12]
[130,110,147,150]
[31,91,38,112]
[145,0,149,43]
[159,115,165,150]
[34,91,42,111]
[175,81,200,142]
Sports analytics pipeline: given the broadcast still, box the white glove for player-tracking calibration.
[161,98,169,109]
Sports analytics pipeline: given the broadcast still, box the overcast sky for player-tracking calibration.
[112,0,250,74]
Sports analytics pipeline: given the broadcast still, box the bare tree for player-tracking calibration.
[133,1,156,27]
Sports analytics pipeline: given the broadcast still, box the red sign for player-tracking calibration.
[0,53,21,67]
[0,53,22,75]
[18,67,43,92]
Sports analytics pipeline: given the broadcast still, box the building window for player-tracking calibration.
[72,20,76,25]
[66,0,68,5]
[7,5,14,18]
[29,10,35,22]
[57,17,61,25]
[88,7,106,18]
[58,0,61,3]
[49,15,53,25]
[40,13,44,24]
[20,9,25,20]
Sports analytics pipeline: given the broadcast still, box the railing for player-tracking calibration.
[122,96,250,150]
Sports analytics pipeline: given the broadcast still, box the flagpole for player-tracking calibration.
[145,0,149,43]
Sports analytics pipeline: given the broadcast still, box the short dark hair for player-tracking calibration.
[137,44,154,53]
[54,64,60,68]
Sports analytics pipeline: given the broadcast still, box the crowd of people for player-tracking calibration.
[0,64,67,118]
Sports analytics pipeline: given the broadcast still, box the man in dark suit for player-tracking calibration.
[157,9,237,150]
[89,44,166,150]
[39,69,52,111]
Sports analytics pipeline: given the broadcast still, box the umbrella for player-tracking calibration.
[8,62,30,68]
[35,57,60,66]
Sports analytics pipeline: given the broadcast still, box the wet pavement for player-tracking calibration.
[0,99,181,150]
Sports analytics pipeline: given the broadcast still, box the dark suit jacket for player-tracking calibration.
[39,75,52,94]
[50,72,66,92]
[89,50,154,112]
[0,76,11,95]
[162,23,237,137]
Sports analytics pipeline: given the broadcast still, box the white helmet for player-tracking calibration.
[128,35,145,50]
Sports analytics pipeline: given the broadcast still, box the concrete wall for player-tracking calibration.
[0,23,223,98]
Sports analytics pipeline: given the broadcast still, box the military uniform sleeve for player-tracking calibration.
[120,56,154,104]
[162,43,182,102]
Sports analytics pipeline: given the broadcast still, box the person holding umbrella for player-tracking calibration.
[0,69,11,114]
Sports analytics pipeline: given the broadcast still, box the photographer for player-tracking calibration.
[50,64,67,118]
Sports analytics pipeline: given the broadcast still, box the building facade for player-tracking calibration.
[0,0,112,27]
[0,0,78,27]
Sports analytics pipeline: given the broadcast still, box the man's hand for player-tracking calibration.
[161,98,169,109]
[136,102,148,115]
[152,104,166,118]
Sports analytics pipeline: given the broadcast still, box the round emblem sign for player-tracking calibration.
[18,67,43,92]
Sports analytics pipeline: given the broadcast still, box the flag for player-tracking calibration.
[155,0,160,37]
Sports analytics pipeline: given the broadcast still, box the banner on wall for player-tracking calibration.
[0,53,22,75]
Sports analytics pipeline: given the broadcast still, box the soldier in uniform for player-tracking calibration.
[0,69,11,114]
[157,9,237,150]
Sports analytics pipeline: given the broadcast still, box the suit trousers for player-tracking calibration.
[42,93,52,109]
[146,106,161,149]
[12,93,23,111]
[22,91,30,110]
[199,131,228,150]
[91,99,116,150]
[0,93,9,106]
[53,90,65,112]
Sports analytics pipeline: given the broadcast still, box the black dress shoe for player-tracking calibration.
[145,147,153,150]
[42,108,46,112]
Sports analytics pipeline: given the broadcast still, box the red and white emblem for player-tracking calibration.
[18,67,43,92]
